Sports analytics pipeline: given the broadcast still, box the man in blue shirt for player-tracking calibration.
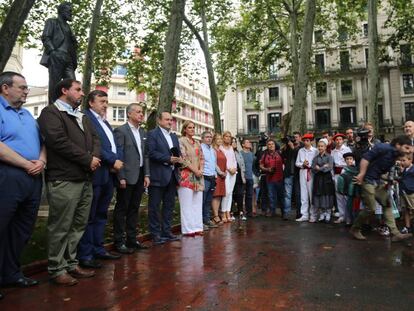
[0,72,46,299]
[201,131,218,229]
[351,135,412,241]
[241,139,255,218]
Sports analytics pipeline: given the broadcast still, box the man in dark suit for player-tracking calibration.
[147,112,182,245]
[40,2,77,103]
[77,90,123,269]
[113,103,150,253]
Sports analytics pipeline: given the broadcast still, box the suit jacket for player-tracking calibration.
[85,109,121,186]
[40,18,77,69]
[114,122,150,185]
[146,126,181,187]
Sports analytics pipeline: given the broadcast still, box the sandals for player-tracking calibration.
[213,216,223,225]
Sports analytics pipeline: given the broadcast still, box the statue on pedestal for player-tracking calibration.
[40,2,78,103]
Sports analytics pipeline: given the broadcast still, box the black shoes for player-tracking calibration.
[153,237,167,245]
[4,276,39,288]
[79,259,102,269]
[162,234,180,242]
[115,244,134,254]
[126,241,150,250]
[95,252,121,260]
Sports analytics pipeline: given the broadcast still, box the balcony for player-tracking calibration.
[313,92,331,104]
[267,97,282,108]
[243,100,262,111]
[338,122,358,129]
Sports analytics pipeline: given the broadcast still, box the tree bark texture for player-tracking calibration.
[183,6,222,133]
[367,0,379,133]
[0,0,36,72]
[149,0,186,130]
[82,0,104,108]
[289,0,316,133]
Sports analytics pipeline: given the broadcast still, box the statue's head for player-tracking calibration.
[58,2,73,22]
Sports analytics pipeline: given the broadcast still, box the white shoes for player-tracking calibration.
[296,216,309,222]
[318,214,325,222]
[334,216,344,224]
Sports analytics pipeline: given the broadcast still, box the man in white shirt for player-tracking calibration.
[113,103,150,253]
[295,133,318,222]
[331,133,352,224]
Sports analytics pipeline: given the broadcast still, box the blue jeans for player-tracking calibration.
[283,176,293,214]
[267,181,285,215]
[202,177,216,223]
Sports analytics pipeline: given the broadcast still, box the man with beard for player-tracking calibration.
[38,79,101,286]
[350,135,413,241]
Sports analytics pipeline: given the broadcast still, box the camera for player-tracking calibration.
[356,128,370,141]
[258,132,269,147]
[281,135,296,144]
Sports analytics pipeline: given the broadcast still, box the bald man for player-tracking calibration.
[404,121,414,145]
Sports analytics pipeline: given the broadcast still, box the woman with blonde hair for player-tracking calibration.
[178,121,205,236]
[211,133,227,224]
[220,131,237,222]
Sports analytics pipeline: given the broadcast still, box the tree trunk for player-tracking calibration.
[290,0,316,133]
[367,0,379,133]
[148,0,186,130]
[0,0,36,72]
[82,0,104,108]
[183,4,222,133]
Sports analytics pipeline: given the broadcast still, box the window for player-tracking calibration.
[247,115,259,133]
[363,23,368,37]
[268,113,281,133]
[33,106,39,117]
[247,89,257,102]
[339,107,356,127]
[341,80,353,96]
[315,109,331,129]
[340,50,350,71]
[365,48,369,66]
[112,106,126,122]
[269,63,278,79]
[405,102,414,121]
[400,44,412,66]
[269,87,279,101]
[338,25,348,41]
[316,82,327,98]
[315,54,325,73]
[314,30,323,43]
[378,104,384,127]
[112,65,127,76]
[403,74,414,94]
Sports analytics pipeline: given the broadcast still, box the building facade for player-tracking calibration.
[221,9,414,142]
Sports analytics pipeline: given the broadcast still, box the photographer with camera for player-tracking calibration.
[260,139,285,218]
[350,135,413,242]
[281,133,302,220]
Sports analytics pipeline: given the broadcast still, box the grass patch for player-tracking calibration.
[21,193,181,265]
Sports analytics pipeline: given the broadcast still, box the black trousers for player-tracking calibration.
[0,164,42,284]
[113,170,144,245]
[48,51,75,103]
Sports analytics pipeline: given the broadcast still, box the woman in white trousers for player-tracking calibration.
[178,121,205,236]
[220,131,237,222]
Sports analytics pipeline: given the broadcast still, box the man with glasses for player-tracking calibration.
[0,72,45,298]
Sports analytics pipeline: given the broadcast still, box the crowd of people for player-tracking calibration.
[1,71,414,300]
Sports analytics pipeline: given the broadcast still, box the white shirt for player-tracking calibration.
[331,144,351,167]
[90,109,116,153]
[128,121,143,167]
[160,126,173,148]
[295,146,318,168]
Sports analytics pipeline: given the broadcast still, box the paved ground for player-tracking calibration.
[1,217,414,310]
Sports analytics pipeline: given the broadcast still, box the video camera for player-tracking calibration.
[281,135,296,144]
[356,128,370,143]
[258,132,269,147]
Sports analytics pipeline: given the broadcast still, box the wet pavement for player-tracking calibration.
[1,217,414,310]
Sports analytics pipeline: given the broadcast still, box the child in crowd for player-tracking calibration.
[312,138,335,222]
[399,153,414,234]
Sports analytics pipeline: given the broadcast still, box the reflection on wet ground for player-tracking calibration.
[1,218,414,310]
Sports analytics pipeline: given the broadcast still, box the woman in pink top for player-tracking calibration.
[220,131,237,222]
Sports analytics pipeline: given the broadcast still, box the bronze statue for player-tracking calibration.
[40,2,77,104]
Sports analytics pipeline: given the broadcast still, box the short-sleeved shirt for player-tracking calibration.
[0,95,41,160]
[260,151,283,182]
[363,143,399,182]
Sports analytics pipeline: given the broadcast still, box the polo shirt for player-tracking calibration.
[0,95,41,160]
[363,143,400,182]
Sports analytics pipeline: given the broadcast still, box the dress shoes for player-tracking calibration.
[4,276,39,288]
[79,259,102,269]
[152,237,167,245]
[126,241,150,250]
[95,252,121,260]
[115,244,134,254]
[68,266,95,278]
[162,234,180,242]
[51,273,78,287]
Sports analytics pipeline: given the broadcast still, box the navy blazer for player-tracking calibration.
[85,109,120,186]
[146,126,181,187]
